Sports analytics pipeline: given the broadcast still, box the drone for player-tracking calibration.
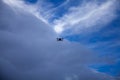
[56,37,63,41]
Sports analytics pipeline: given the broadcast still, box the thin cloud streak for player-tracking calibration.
[3,0,49,24]
[3,0,118,35]
[53,0,118,34]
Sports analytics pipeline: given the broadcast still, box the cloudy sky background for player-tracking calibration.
[0,0,120,80]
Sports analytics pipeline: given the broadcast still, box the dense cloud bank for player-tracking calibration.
[0,1,117,80]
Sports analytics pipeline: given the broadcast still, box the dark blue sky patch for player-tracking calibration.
[48,7,69,22]
[24,0,38,4]
[46,0,65,7]
[90,61,120,76]
[48,0,84,23]
[64,34,84,42]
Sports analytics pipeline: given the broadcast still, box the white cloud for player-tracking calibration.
[2,0,119,35]
[3,0,49,24]
[53,0,118,34]
[0,0,119,80]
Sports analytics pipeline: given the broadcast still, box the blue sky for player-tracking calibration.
[23,0,120,76]
[1,0,120,80]
[63,8,120,77]
[24,0,120,77]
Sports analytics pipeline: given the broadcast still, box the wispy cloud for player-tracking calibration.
[3,0,50,24]
[53,0,118,34]
[3,0,119,35]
